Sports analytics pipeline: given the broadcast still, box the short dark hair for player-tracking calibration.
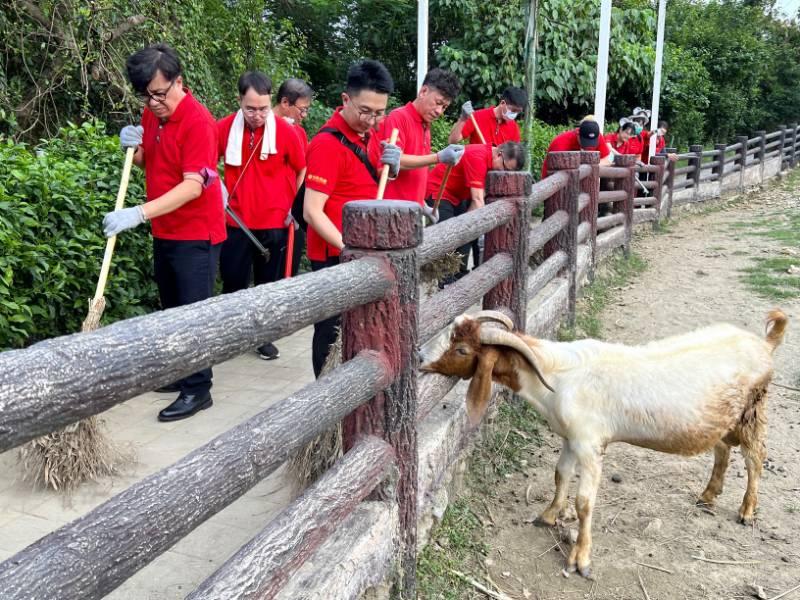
[422,68,461,101]
[499,141,527,171]
[277,78,313,104]
[126,44,182,94]
[620,122,636,134]
[346,59,394,96]
[238,71,272,96]
[658,120,668,129]
[501,86,528,109]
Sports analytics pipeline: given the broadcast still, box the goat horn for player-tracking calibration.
[472,310,514,331]
[478,328,554,392]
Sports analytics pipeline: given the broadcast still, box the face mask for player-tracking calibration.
[504,110,519,121]
[634,124,643,135]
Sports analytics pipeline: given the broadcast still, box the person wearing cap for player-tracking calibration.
[425,142,526,282]
[303,59,398,377]
[448,86,527,146]
[378,68,464,217]
[217,71,306,362]
[541,118,612,178]
[103,43,226,421]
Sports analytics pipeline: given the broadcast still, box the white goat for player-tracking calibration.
[421,309,787,578]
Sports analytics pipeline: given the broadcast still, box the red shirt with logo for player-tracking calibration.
[461,106,521,146]
[378,102,430,205]
[541,128,610,178]
[140,90,226,244]
[217,113,306,230]
[305,108,381,261]
[425,144,493,206]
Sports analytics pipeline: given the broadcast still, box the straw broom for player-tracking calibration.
[18,147,136,492]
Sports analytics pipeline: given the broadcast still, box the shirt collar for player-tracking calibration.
[406,101,426,126]
[331,107,370,146]
[166,87,194,123]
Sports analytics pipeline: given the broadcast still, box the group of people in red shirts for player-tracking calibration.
[102,44,528,421]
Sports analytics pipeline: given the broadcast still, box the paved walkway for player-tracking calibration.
[0,326,316,599]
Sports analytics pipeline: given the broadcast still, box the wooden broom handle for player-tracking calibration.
[469,113,487,145]
[92,146,136,302]
[376,128,400,200]
[432,163,455,215]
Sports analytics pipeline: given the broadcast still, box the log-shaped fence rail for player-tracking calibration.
[1,123,798,600]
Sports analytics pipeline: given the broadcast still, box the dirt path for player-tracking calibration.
[479,187,800,600]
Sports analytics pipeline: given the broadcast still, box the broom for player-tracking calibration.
[18,147,137,492]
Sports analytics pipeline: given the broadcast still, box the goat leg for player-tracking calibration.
[536,441,576,526]
[698,440,731,508]
[566,445,602,579]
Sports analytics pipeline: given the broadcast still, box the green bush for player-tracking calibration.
[0,121,159,349]
[528,119,567,180]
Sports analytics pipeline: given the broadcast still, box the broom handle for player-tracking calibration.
[432,163,454,215]
[284,223,295,279]
[93,146,135,302]
[376,128,400,200]
[469,114,487,145]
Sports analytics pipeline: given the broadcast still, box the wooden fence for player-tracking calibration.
[0,124,796,599]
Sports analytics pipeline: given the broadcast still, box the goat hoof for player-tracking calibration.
[695,499,715,509]
[578,566,594,580]
[534,516,557,528]
[737,514,755,526]
[566,564,577,574]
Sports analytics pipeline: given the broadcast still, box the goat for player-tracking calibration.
[421,309,788,578]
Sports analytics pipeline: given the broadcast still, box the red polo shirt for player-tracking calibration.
[606,132,643,157]
[425,144,493,206]
[305,108,381,261]
[379,102,430,205]
[293,123,309,151]
[217,113,305,229]
[461,106,521,146]
[541,128,610,178]
[140,90,226,243]
[639,130,666,163]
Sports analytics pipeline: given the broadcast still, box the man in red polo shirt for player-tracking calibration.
[217,71,305,361]
[541,118,613,178]
[378,68,463,209]
[448,86,527,146]
[303,59,398,377]
[274,78,314,276]
[425,141,526,281]
[103,44,225,421]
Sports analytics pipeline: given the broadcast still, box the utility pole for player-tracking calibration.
[523,0,540,144]
[648,0,667,158]
[417,0,429,91]
[593,0,612,130]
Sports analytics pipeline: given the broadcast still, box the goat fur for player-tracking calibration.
[421,310,788,578]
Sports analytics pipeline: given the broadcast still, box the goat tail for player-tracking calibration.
[765,309,788,352]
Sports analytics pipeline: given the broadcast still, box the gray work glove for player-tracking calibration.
[460,101,474,120]
[437,144,465,166]
[220,181,229,210]
[103,205,145,237]
[120,125,144,149]
[422,202,439,224]
[380,141,401,178]
[284,212,299,230]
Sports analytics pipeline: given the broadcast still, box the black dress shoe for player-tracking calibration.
[157,391,213,422]
[154,382,181,393]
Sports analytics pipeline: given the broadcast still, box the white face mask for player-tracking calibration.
[657,128,666,136]
[283,116,296,125]
[504,110,519,121]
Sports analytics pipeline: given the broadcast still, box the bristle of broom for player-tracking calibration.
[420,252,462,297]
[17,296,132,493]
[287,327,343,496]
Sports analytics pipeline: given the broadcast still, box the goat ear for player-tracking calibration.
[466,347,500,426]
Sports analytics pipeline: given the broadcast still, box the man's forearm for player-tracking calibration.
[400,154,438,170]
[141,178,203,220]
[448,120,466,144]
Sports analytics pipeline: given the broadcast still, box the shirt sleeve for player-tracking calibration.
[305,137,341,196]
[181,115,218,174]
[463,150,488,190]
[216,118,229,158]
[596,133,610,159]
[510,122,521,142]
[283,121,306,173]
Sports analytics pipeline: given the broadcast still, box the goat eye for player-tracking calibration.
[456,347,469,356]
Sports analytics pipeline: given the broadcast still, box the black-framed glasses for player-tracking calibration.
[348,98,386,122]
[292,104,310,117]
[138,80,176,105]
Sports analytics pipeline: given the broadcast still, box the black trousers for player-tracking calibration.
[430,198,481,274]
[219,226,289,293]
[311,257,340,378]
[153,238,221,395]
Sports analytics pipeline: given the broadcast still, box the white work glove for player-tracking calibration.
[220,181,229,210]
[119,125,143,149]
[422,203,439,224]
[460,101,474,120]
[284,212,299,230]
[437,144,465,166]
[103,205,146,238]
[380,141,401,178]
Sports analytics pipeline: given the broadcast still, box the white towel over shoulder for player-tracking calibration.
[224,109,278,166]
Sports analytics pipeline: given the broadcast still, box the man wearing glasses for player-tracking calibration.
[216,71,306,362]
[425,141,526,282]
[303,59,398,377]
[103,43,225,421]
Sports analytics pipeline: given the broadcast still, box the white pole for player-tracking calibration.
[649,0,667,158]
[417,0,429,91]
[593,0,612,131]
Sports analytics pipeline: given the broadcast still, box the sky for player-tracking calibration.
[775,0,799,19]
